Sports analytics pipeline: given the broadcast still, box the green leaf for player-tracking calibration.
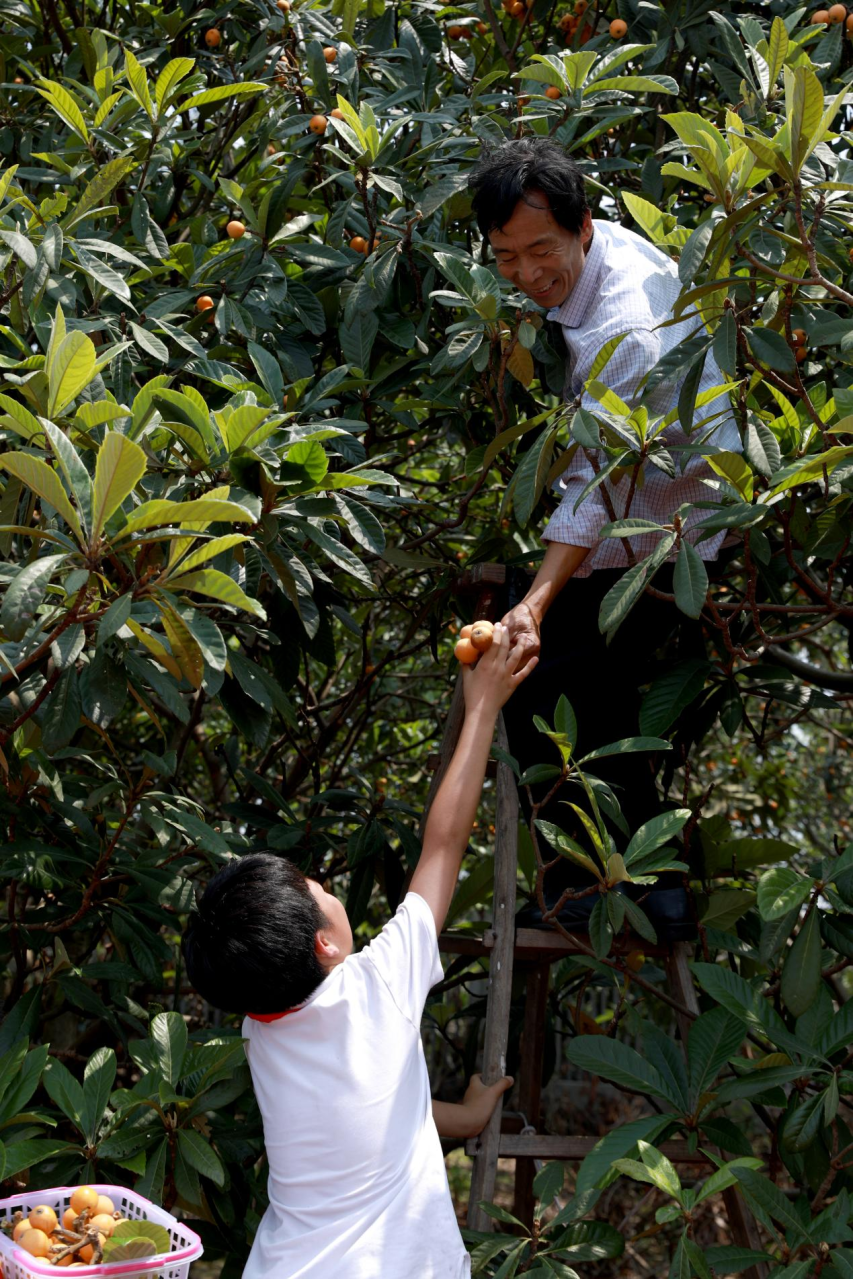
[154,57,196,110]
[535,820,601,877]
[80,649,126,726]
[766,16,788,83]
[732,1168,811,1243]
[783,1090,827,1154]
[589,898,613,958]
[0,453,84,544]
[688,1007,745,1102]
[47,331,97,417]
[91,432,147,539]
[533,1160,565,1214]
[44,1055,85,1127]
[639,660,710,736]
[176,1128,226,1186]
[35,79,89,140]
[64,155,138,230]
[704,1247,773,1274]
[566,1036,682,1108]
[673,541,708,619]
[177,82,268,111]
[637,1140,682,1199]
[41,666,82,752]
[577,737,671,764]
[550,1219,625,1262]
[703,836,798,877]
[598,535,676,635]
[780,908,822,1019]
[576,1115,673,1193]
[149,1010,187,1085]
[624,809,690,868]
[513,425,558,527]
[713,310,737,376]
[0,229,37,269]
[746,326,796,373]
[41,419,93,534]
[757,868,814,922]
[704,451,754,501]
[1,553,68,641]
[98,593,133,645]
[167,568,266,619]
[2,1139,71,1179]
[119,497,255,537]
[81,1046,116,1144]
[124,48,155,118]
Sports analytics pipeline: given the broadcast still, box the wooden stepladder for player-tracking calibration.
[428,565,767,1279]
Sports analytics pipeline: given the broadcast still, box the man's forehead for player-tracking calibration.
[488,195,563,243]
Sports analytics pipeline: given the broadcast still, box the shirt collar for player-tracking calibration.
[546,222,606,329]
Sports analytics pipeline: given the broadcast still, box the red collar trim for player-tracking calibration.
[248,1007,300,1023]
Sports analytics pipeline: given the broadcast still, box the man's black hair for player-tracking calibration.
[183,853,328,1015]
[469,138,589,237]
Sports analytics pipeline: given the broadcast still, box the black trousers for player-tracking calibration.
[501,564,704,891]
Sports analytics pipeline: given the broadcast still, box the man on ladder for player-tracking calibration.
[469,137,742,938]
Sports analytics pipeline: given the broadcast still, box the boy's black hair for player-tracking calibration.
[183,853,328,1015]
[469,138,589,238]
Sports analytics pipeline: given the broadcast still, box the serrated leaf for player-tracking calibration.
[673,541,708,619]
[757,868,813,922]
[780,908,822,1019]
[1,553,68,641]
[178,82,267,111]
[47,330,96,418]
[0,453,84,544]
[91,432,147,539]
[167,568,266,619]
[0,229,37,269]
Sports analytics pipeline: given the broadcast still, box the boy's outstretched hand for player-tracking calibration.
[413,622,538,933]
[461,623,538,719]
[432,1073,514,1140]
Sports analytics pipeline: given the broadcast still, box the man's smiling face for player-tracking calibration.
[489,191,592,309]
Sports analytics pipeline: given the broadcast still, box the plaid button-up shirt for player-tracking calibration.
[543,220,741,576]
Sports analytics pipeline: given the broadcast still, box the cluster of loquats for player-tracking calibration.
[453,620,495,664]
[349,232,382,255]
[790,326,809,364]
[447,20,489,37]
[810,2,853,26]
[555,1,626,43]
[3,1188,125,1269]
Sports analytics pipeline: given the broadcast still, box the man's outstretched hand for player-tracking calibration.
[500,542,591,665]
[501,600,542,664]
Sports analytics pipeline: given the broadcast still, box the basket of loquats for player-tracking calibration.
[0,1185,203,1278]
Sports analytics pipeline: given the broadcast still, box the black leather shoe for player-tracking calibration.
[516,884,697,943]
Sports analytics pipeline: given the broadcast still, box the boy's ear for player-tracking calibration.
[315,929,339,965]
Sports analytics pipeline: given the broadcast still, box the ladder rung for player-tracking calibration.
[438,928,671,961]
[465,1135,713,1162]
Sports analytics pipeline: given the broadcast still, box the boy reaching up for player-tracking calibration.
[183,624,536,1278]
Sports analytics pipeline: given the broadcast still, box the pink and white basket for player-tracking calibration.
[0,1185,203,1279]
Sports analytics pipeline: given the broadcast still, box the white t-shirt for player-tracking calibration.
[241,892,471,1279]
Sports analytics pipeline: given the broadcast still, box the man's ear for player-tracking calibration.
[580,210,593,246]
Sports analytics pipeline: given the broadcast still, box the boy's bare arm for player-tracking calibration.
[410,625,537,932]
[432,1073,514,1139]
